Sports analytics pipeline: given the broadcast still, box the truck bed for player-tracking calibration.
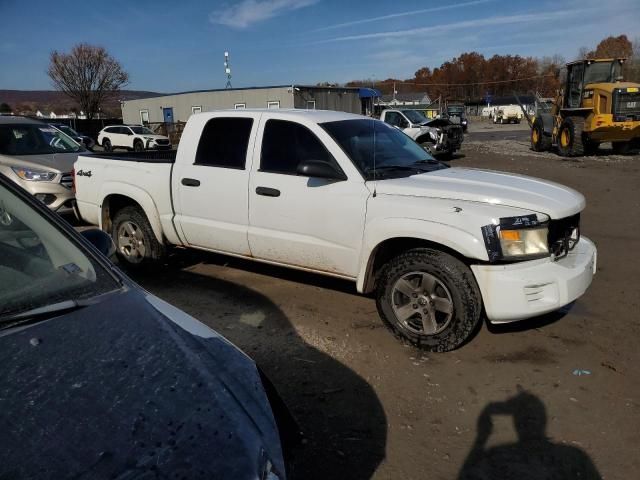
[74,152,178,243]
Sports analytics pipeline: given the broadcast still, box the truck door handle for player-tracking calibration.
[256,186,280,197]
[181,178,200,187]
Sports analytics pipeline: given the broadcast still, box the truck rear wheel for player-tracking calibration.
[376,248,482,352]
[557,116,585,157]
[111,206,165,267]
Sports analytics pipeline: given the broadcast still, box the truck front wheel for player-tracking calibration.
[111,206,165,267]
[376,248,482,352]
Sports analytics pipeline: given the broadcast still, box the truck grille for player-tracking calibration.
[548,213,580,260]
[60,172,73,189]
[155,139,170,146]
[613,90,640,120]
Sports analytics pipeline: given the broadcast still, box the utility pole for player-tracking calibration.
[224,51,232,89]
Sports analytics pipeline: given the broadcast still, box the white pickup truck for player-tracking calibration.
[74,109,596,351]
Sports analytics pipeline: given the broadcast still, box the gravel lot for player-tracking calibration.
[105,123,640,479]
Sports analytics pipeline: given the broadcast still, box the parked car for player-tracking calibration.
[49,123,96,150]
[0,116,86,214]
[380,108,463,159]
[493,104,523,124]
[0,173,294,479]
[75,109,597,352]
[98,125,172,152]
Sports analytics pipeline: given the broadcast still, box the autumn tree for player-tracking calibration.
[47,44,129,120]
[590,34,633,58]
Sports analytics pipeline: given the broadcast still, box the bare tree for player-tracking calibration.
[48,44,129,120]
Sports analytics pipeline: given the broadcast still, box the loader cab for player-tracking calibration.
[564,59,625,108]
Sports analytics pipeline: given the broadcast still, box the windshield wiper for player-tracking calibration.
[412,159,440,165]
[0,299,87,330]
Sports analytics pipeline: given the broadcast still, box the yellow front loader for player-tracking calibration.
[526,58,640,156]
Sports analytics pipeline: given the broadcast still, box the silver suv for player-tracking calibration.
[0,116,88,214]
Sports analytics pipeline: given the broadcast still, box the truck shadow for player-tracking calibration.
[458,388,602,479]
[161,248,364,297]
[127,263,387,480]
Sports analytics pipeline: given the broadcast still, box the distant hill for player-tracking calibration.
[0,89,163,116]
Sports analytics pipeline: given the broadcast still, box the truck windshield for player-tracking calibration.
[402,110,428,124]
[0,181,120,321]
[583,61,621,84]
[130,126,155,135]
[0,124,84,155]
[321,119,445,180]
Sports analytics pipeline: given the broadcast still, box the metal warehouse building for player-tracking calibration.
[120,85,373,125]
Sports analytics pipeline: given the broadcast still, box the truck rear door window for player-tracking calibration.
[195,117,253,169]
[260,119,335,174]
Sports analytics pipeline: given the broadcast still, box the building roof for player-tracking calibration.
[122,84,362,103]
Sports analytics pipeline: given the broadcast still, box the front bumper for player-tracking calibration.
[471,236,597,323]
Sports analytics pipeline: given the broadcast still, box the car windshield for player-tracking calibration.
[321,119,446,180]
[0,124,84,155]
[130,126,155,135]
[0,181,120,320]
[402,110,428,124]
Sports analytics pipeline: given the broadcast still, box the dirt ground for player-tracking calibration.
[117,125,640,480]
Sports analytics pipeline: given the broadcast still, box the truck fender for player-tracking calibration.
[356,218,488,293]
[100,182,164,244]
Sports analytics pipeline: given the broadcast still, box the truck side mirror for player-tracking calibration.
[297,160,347,181]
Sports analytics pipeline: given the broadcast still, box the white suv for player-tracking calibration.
[97,125,171,152]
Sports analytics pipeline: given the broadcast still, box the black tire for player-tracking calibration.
[531,118,552,152]
[133,139,144,152]
[376,248,482,352]
[557,116,585,157]
[111,205,165,267]
[103,138,112,152]
[612,141,631,155]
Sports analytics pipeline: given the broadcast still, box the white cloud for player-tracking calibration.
[210,0,319,28]
[315,10,590,44]
[313,0,495,32]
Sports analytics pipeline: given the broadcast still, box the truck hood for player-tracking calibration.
[374,167,585,219]
[0,151,87,173]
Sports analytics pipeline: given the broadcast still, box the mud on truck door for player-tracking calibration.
[248,117,368,277]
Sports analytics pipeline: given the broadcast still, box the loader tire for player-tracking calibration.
[558,116,585,157]
[531,118,552,152]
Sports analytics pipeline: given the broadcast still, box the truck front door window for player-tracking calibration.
[195,117,253,169]
[260,119,337,175]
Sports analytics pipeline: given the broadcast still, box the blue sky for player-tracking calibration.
[1,0,639,92]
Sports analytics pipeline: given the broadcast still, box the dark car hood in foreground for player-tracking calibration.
[0,288,284,479]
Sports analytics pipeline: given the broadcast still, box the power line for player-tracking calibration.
[377,73,557,87]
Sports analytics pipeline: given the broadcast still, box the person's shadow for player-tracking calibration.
[458,388,601,480]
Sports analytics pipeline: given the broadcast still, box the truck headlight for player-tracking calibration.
[482,214,550,262]
[11,167,57,182]
[499,226,549,258]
